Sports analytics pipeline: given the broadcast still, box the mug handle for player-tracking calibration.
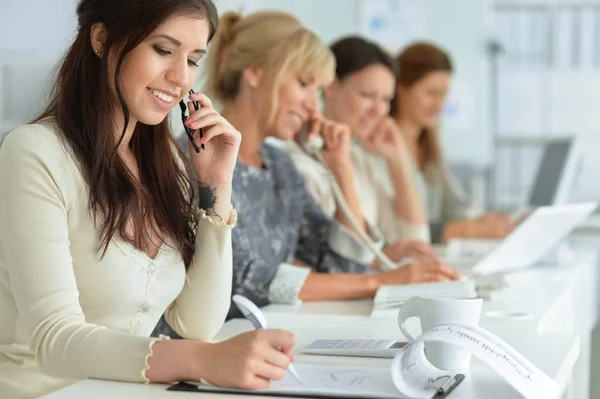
[397,297,421,341]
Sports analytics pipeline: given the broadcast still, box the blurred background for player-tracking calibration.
[1,0,600,214]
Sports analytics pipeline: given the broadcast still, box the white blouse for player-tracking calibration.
[0,122,235,398]
[282,141,430,245]
[400,150,478,242]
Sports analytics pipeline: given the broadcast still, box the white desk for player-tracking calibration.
[264,245,600,399]
[264,248,598,333]
[44,315,579,399]
[42,237,600,399]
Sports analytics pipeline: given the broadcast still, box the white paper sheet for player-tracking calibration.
[187,363,432,398]
[393,323,559,399]
[182,322,557,399]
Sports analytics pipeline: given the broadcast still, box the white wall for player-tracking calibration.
[213,0,360,43]
[493,1,600,203]
[0,0,77,52]
[0,0,77,135]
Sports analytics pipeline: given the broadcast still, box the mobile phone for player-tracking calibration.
[179,89,204,153]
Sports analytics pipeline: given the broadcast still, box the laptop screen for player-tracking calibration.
[528,139,574,207]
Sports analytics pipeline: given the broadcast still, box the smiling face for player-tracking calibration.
[266,75,323,140]
[323,64,395,141]
[106,14,210,127]
[396,71,451,129]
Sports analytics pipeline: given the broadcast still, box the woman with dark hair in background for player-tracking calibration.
[286,36,458,274]
[391,42,515,242]
[0,1,298,396]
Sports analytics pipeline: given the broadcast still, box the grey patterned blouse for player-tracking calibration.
[226,143,378,318]
[152,142,378,336]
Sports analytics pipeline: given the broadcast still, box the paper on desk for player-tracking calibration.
[175,322,557,399]
[374,280,477,308]
[392,323,559,399]
[182,363,435,398]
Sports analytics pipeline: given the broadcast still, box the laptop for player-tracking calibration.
[447,202,598,276]
[510,136,582,221]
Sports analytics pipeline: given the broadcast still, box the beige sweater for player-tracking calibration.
[282,141,430,244]
[399,151,477,242]
[0,123,235,398]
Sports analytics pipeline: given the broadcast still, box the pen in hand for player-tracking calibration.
[232,294,303,385]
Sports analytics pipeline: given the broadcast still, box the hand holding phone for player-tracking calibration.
[299,115,404,272]
[300,116,351,168]
[298,120,324,154]
[319,120,352,168]
[179,89,204,153]
[179,91,242,195]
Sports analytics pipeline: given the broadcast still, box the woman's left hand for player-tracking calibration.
[362,117,406,160]
[184,92,242,186]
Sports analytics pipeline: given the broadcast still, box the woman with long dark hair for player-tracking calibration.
[0,1,296,397]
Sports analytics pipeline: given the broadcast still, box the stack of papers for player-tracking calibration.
[372,280,477,318]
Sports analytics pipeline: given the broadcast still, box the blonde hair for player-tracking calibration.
[203,10,335,123]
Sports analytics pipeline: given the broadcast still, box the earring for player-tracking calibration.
[95,49,102,59]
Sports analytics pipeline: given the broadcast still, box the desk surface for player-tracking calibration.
[44,315,579,399]
[264,248,599,335]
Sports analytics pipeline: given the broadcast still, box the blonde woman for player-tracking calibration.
[199,11,459,316]
[391,42,515,242]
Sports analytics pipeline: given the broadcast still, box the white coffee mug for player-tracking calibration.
[397,296,483,370]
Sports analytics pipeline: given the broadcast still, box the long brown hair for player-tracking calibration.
[391,42,453,169]
[35,0,218,268]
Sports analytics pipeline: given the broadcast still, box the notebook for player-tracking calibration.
[371,280,477,318]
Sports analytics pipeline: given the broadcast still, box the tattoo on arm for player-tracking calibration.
[198,182,223,222]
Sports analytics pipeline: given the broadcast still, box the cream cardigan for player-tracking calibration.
[0,122,235,398]
[282,141,430,244]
